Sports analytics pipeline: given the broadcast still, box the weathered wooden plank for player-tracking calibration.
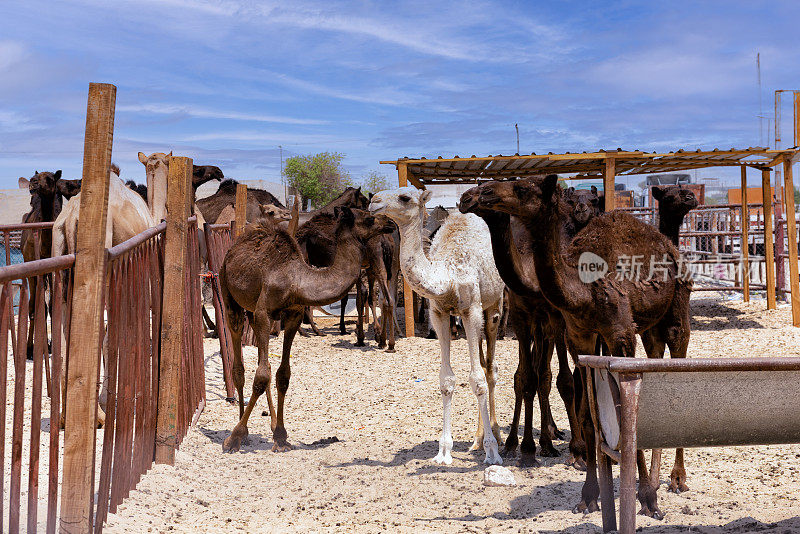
[783,160,800,326]
[60,82,116,534]
[155,156,192,464]
[741,166,750,301]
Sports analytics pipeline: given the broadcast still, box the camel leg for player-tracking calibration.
[354,274,366,346]
[537,335,560,457]
[223,305,271,453]
[339,293,348,335]
[504,303,537,460]
[568,334,600,514]
[637,449,663,519]
[430,308,455,465]
[273,309,301,452]
[483,306,501,444]
[554,334,582,469]
[663,300,691,494]
[304,307,324,337]
[463,305,502,465]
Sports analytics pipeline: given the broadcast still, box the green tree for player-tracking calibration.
[795,187,800,205]
[283,152,352,209]
[361,170,391,195]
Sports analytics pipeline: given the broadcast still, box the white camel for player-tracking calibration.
[53,166,156,425]
[369,187,504,465]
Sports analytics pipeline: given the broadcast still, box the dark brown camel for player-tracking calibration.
[219,207,395,452]
[463,174,691,518]
[459,184,601,466]
[19,170,81,359]
[196,179,284,224]
[295,209,399,351]
[652,185,699,246]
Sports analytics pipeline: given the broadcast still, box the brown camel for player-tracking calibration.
[296,211,398,351]
[219,207,395,452]
[459,184,601,466]
[196,178,284,224]
[652,185,699,246]
[18,170,81,359]
[462,174,691,518]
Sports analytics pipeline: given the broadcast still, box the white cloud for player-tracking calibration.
[0,41,26,72]
[116,103,329,125]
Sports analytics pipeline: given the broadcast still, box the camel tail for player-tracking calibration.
[218,261,245,336]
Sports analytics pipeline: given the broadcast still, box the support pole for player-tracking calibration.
[60,82,116,534]
[741,166,750,302]
[617,373,642,534]
[155,156,193,464]
[762,169,777,310]
[782,159,800,326]
[603,157,616,211]
[234,183,247,238]
[398,163,415,338]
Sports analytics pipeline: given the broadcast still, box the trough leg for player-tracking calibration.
[587,367,616,532]
[618,373,642,534]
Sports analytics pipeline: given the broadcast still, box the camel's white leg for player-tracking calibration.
[430,308,454,465]
[463,305,502,465]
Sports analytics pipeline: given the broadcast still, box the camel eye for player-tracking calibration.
[399,194,411,203]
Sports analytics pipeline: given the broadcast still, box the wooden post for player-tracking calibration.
[60,82,116,534]
[398,163,415,338]
[795,91,800,147]
[603,157,616,211]
[762,169,777,310]
[155,156,193,464]
[741,166,750,302]
[234,183,247,238]
[782,159,800,326]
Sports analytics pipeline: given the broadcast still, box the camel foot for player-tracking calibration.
[520,438,536,456]
[96,410,106,429]
[538,441,560,458]
[468,437,484,452]
[637,484,663,519]
[271,426,292,452]
[426,330,437,339]
[223,425,249,452]
[339,327,347,335]
[483,441,503,465]
[668,474,689,494]
[552,427,566,440]
[385,347,396,353]
[503,433,519,457]
[354,339,366,347]
[572,499,599,514]
[568,454,587,471]
[432,451,453,465]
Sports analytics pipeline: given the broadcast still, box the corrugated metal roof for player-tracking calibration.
[380,147,800,186]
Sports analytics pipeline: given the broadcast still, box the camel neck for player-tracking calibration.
[148,167,168,223]
[396,212,443,298]
[481,213,539,297]
[524,209,589,312]
[295,228,363,305]
[658,212,682,246]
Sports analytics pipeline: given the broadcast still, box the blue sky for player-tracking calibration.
[1,0,799,189]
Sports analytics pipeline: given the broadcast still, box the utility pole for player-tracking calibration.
[515,123,520,154]
[279,145,286,205]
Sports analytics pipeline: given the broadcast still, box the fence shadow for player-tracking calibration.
[690,302,765,331]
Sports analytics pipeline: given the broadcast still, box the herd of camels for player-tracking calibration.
[17,154,699,519]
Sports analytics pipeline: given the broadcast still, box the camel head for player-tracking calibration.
[336,206,395,243]
[459,174,561,223]
[368,186,432,226]
[192,165,224,190]
[564,185,602,226]
[138,151,171,174]
[652,185,698,217]
[259,203,291,222]
[20,170,62,197]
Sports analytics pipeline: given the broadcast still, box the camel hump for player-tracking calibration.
[429,212,492,258]
[567,211,678,265]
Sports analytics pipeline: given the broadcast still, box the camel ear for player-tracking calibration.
[54,170,62,180]
[591,185,598,195]
[419,189,432,205]
[541,174,559,200]
[567,187,575,194]
[652,186,664,201]
[57,179,82,199]
[138,152,147,164]
[336,206,355,225]
[167,151,173,158]
[18,177,29,189]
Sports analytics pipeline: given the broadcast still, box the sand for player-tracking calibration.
[8,297,800,532]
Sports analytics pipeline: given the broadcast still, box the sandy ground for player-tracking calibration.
[96,297,800,533]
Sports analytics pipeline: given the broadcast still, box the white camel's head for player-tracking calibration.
[137,151,172,175]
[368,186,432,225]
